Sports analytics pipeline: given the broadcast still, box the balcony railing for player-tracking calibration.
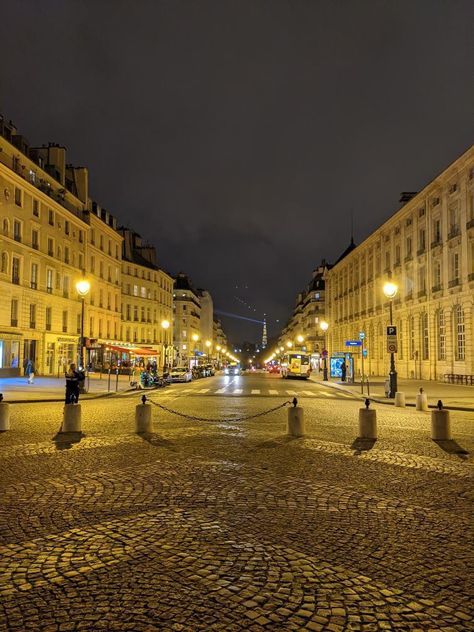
[431,284,442,293]
[417,290,427,298]
[448,226,460,240]
[30,321,36,329]
[12,275,20,285]
[62,326,68,333]
[431,239,442,249]
[416,247,426,256]
[46,286,53,294]
[467,218,474,230]
[46,323,51,331]
[469,273,474,281]
[404,254,413,263]
[30,282,37,290]
[11,319,18,327]
[448,278,460,288]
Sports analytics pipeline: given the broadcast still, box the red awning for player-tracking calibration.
[132,348,158,357]
[103,344,158,357]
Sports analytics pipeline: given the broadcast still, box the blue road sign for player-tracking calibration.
[345,340,362,347]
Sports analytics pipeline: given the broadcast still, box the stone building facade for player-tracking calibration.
[325,146,474,380]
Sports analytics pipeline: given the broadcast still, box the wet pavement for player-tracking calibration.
[0,374,472,631]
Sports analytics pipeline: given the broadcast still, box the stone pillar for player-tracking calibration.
[395,392,406,407]
[287,406,304,437]
[136,403,152,433]
[0,401,10,431]
[62,404,82,432]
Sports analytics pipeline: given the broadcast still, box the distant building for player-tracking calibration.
[173,273,202,367]
[325,145,474,380]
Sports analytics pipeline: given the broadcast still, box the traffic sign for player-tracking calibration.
[387,341,398,353]
[345,340,362,347]
[359,332,365,340]
[387,326,397,336]
[386,325,398,353]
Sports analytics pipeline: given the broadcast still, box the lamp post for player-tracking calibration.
[192,333,199,370]
[296,334,304,348]
[320,320,329,381]
[383,280,398,398]
[161,319,170,376]
[76,278,91,371]
[205,340,211,366]
[216,345,221,369]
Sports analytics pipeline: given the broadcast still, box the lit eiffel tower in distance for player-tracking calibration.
[262,315,268,349]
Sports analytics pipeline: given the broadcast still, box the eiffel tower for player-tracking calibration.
[262,316,268,349]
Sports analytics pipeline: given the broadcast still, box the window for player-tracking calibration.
[2,218,9,236]
[13,220,22,242]
[453,305,465,361]
[450,252,459,283]
[79,229,84,244]
[47,238,54,257]
[90,256,95,273]
[133,306,138,321]
[90,229,95,245]
[433,218,441,243]
[63,276,70,298]
[421,313,429,360]
[46,269,53,293]
[418,266,426,294]
[32,229,39,250]
[62,310,68,333]
[418,228,425,252]
[141,307,145,322]
[395,245,400,265]
[433,260,442,289]
[64,247,69,265]
[14,187,22,207]
[409,316,415,359]
[65,220,70,235]
[99,261,104,278]
[48,209,54,226]
[11,299,18,327]
[141,286,146,298]
[449,203,459,236]
[1,252,7,273]
[100,235,104,250]
[437,310,445,360]
[133,284,138,297]
[12,257,20,284]
[385,251,390,270]
[406,236,412,257]
[126,304,131,320]
[29,304,36,329]
[31,263,38,289]
[46,307,52,331]
[33,199,39,217]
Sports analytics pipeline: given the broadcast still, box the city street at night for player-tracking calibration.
[1,372,472,631]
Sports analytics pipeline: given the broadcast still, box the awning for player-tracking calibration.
[101,344,159,357]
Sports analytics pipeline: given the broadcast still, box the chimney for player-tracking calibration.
[399,192,418,204]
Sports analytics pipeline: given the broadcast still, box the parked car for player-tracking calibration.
[170,367,193,383]
[204,364,215,376]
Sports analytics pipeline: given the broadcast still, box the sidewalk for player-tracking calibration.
[0,373,135,403]
[311,374,474,410]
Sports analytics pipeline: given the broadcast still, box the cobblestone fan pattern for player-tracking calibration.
[0,393,473,631]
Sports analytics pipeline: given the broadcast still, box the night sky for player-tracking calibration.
[1,1,472,343]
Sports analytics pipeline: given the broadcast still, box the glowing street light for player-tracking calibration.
[296,334,304,344]
[161,319,170,375]
[286,341,293,348]
[383,279,399,397]
[76,278,91,371]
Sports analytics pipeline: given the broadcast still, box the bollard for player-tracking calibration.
[395,392,406,407]
[287,397,304,437]
[136,394,152,433]
[62,403,82,432]
[416,387,428,411]
[431,400,451,441]
[0,394,10,431]
[358,398,377,439]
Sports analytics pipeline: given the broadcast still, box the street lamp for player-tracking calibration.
[76,278,90,371]
[296,334,304,348]
[192,333,199,369]
[320,320,329,381]
[383,280,398,398]
[205,339,211,365]
[286,341,293,349]
[161,319,170,376]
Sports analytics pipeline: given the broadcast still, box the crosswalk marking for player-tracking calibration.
[251,389,260,394]
[302,390,316,396]
[269,389,279,395]
[286,390,297,396]
[169,385,353,398]
[233,389,243,394]
[215,388,228,394]
[197,388,210,394]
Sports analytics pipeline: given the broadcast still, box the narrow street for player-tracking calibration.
[1,372,472,631]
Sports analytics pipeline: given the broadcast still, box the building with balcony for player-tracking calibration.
[0,117,89,376]
[118,228,173,370]
[325,145,474,381]
[173,273,202,367]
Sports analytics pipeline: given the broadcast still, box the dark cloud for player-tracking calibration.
[0,0,472,342]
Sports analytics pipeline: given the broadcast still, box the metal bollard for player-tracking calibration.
[62,403,82,432]
[431,400,451,441]
[358,398,377,439]
[287,397,304,437]
[395,392,406,407]
[136,394,152,433]
[416,387,428,411]
[0,394,10,431]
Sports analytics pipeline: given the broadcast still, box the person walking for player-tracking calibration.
[341,361,347,383]
[65,363,81,404]
[27,360,35,384]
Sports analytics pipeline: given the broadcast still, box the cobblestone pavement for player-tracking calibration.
[0,379,473,631]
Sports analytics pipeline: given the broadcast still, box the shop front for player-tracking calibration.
[0,332,22,377]
[42,334,79,377]
[85,340,159,374]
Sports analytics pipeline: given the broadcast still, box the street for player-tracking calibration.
[0,372,473,631]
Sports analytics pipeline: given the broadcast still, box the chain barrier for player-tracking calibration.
[147,397,292,423]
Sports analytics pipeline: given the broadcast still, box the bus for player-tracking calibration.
[280,352,311,379]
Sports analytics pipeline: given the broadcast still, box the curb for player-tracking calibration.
[3,386,141,405]
[312,379,474,413]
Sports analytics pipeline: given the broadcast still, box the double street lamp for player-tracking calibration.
[319,320,329,381]
[383,280,398,398]
[161,319,170,376]
[76,278,91,371]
